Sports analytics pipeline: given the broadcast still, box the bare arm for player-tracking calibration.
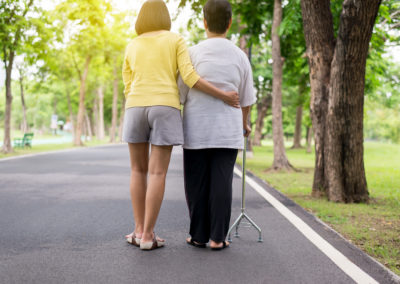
[177,75,189,104]
[242,106,251,137]
[193,78,240,108]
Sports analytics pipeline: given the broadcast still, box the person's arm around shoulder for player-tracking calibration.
[175,35,239,108]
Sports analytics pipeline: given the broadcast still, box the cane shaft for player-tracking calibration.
[241,137,247,213]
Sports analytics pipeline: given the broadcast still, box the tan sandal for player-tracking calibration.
[126,232,141,247]
[140,234,165,250]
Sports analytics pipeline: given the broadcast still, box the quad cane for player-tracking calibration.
[228,137,263,243]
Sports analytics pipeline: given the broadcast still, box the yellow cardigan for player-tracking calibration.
[122,31,200,110]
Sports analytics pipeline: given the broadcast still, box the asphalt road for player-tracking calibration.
[0,145,397,284]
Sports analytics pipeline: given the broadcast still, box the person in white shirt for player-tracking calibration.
[179,0,256,250]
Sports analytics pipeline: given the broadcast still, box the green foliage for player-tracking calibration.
[232,0,273,44]
[22,11,56,67]
[0,1,134,138]
[330,0,344,35]
[1,0,399,145]
[55,0,108,77]
[365,99,400,144]
[0,0,55,73]
[252,40,272,96]
[0,0,34,60]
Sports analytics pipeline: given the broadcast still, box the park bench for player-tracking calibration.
[13,133,34,148]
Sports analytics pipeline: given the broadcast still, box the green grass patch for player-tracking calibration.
[0,139,113,159]
[239,141,400,275]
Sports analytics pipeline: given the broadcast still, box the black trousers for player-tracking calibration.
[183,148,238,243]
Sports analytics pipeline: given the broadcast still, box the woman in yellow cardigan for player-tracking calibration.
[123,0,239,250]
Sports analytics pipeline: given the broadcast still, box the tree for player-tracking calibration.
[291,76,307,149]
[56,0,109,146]
[106,12,130,143]
[85,52,107,141]
[301,0,382,202]
[16,63,28,133]
[50,52,77,137]
[117,97,126,142]
[74,54,92,145]
[270,0,293,170]
[252,43,272,147]
[109,66,118,142]
[238,0,309,152]
[0,0,35,153]
[96,85,105,140]
[253,95,271,145]
[278,1,309,150]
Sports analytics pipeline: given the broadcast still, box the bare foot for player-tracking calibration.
[210,240,230,249]
[141,233,164,243]
[125,232,143,239]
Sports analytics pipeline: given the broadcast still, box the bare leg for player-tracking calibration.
[127,143,149,238]
[141,145,172,243]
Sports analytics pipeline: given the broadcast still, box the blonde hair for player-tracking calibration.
[135,0,171,35]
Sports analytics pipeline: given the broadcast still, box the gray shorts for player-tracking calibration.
[122,106,184,146]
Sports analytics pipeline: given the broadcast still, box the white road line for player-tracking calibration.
[234,167,378,284]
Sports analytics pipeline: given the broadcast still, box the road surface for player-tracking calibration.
[0,145,397,283]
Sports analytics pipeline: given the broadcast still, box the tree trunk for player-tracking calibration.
[19,74,28,134]
[301,0,380,202]
[84,109,93,141]
[110,65,119,143]
[66,90,75,137]
[74,56,91,146]
[300,0,335,195]
[306,127,312,153]
[83,112,88,142]
[292,78,307,149]
[253,95,271,146]
[93,95,99,139]
[271,0,292,171]
[292,106,303,148]
[97,85,105,140]
[324,0,380,203]
[2,51,15,153]
[118,97,126,142]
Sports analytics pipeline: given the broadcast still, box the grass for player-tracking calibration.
[0,128,113,159]
[239,141,400,275]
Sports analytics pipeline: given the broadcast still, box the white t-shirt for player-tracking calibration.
[178,37,256,149]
